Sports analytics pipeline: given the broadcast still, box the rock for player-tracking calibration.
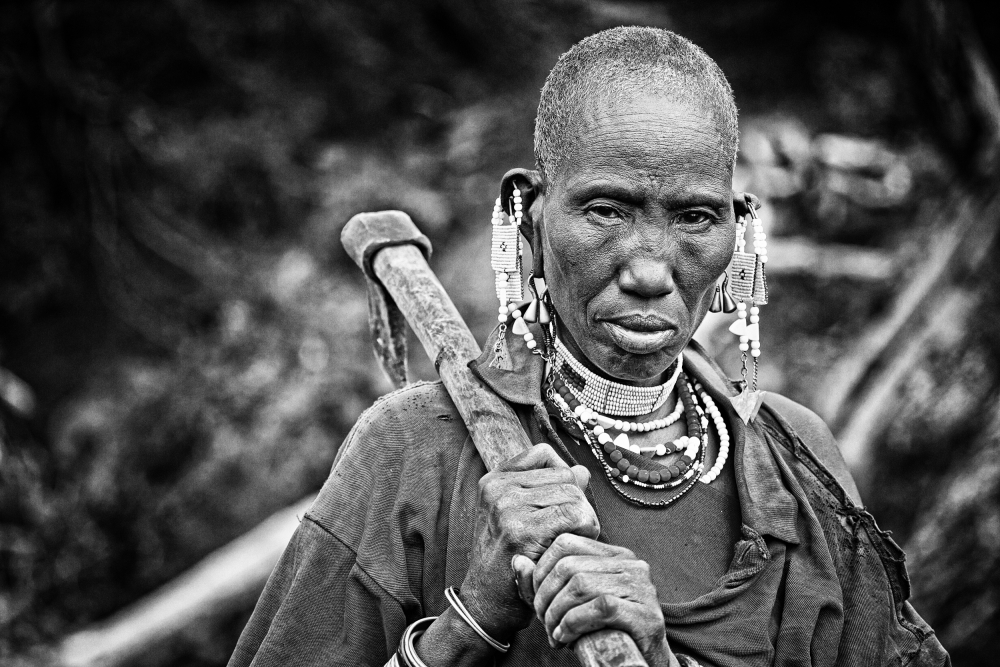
[821,167,911,209]
[813,133,898,173]
[748,164,803,199]
[739,128,778,165]
[771,118,813,167]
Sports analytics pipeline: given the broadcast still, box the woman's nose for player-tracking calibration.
[618,254,675,299]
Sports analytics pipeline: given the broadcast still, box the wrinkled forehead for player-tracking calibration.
[548,93,734,192]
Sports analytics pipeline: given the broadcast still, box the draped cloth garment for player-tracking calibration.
[228,326,949,667]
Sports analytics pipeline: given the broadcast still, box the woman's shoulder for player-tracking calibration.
[358,379,462,432]
[308,380,472,550]
[761,392,863,505]
[332,379,469,469]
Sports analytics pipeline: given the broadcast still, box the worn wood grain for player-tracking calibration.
[370,244,531,468]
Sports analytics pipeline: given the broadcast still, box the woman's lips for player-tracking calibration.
[601,318,676,355]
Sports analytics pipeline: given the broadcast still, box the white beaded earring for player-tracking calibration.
[727,199,768,423]
[503,186,554,358]
[488,191,523,370]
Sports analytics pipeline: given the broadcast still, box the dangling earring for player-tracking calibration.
[522,276,550,326]
[727,194,768,423]
[506,194,555,357]
[708,272,738,313]
[488,190,524,370]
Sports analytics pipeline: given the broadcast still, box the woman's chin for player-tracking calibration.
[587,324,682,384]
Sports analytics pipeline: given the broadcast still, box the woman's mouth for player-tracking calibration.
[600,315,677,355]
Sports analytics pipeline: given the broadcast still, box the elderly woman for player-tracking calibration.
[229,27,948,667]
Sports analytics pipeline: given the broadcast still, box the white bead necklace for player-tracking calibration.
[549,371,731,488]
[548,383,703,488]
[552,338,683,416]
[697,385,730,484]
[563,383,684,434]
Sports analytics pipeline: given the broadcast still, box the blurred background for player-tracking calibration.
[2,0,998,665]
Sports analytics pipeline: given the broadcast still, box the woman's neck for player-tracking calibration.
[556,328,676,388]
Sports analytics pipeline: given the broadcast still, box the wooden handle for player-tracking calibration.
[370,243,532,467]
[341,211,648,667]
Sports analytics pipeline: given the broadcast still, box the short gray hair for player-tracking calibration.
[534,27,739,184]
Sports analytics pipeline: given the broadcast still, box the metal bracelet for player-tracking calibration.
[391,616,438,667]
[444,587,511,653]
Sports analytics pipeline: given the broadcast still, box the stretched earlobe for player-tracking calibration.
[732,191,761,217]
[530,215,544,279]
[500,168,543,242]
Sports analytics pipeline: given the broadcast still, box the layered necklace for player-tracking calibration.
[546,339,731,507]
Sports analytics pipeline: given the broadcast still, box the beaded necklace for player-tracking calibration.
[544,342,732,507]
[548,372,706,505]
[552,338,682,416]
[549,372,685,455]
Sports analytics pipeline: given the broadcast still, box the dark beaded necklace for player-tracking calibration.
[546,369,710,508]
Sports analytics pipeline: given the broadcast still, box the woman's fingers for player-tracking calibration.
[533,557,639,629]
[497,444,591,490]
[568,464,590,491]
[487,442,590,489]
[496,484,600,550]
[533,533,625,590]
[512,554,536,605]
[551,594,636,646]
[527,537,660,647]
[540,568,629,634]
[478,468,580,518]
[482,480,599,560]
[531,498,601,542]
[499,442,568,472]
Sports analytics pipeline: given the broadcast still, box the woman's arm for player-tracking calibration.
[410,608,504,665]
[232,382,470,666]
[229,518,407,667]
[414,443,602,665]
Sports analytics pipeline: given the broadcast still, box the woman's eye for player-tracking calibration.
[679,211,712,225]
[588,205,621,220]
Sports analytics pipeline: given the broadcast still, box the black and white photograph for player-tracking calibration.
[1,1,997,665]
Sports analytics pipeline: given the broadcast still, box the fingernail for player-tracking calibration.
[553,627,564,642]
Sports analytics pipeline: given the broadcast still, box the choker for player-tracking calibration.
[552,337,683,417]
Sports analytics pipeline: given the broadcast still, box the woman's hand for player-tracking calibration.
[515,533,678,667]
[459,443,600,642]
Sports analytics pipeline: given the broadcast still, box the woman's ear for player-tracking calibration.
[500,168,543,243]
[732,191,761,217]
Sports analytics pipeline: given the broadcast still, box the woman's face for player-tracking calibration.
[534,96,736,385]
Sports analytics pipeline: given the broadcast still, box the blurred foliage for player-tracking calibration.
[0,0,998,665]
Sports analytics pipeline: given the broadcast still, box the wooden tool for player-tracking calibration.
[341,210,649,667]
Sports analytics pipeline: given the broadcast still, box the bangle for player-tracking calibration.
[391,616,438,667]
[444,587,511,653]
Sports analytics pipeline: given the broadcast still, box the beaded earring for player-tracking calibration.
[505,271,554,357]
[501,186,555,358]
[727,197,768,423]
[489,190,524,370]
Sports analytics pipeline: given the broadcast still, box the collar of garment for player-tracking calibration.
[469,320,801,545]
